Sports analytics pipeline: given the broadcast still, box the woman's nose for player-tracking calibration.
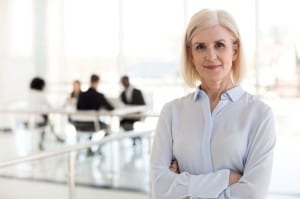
[205,48,217,60]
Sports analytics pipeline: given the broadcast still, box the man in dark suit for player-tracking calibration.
[74,74,114,155]
[76,74,114,128]
[78,74,113,109]
[120,75,146,145]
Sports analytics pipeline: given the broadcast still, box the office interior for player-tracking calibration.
[0,0,299,198]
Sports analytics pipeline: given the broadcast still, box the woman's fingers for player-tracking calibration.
[170,160,179,173]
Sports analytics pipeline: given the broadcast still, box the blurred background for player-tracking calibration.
[1,0,300,108]
[0,0,299,198]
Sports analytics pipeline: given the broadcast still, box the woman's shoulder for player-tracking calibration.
[241,91,273,115]
[161,92,195,111]
[167,92,194,104]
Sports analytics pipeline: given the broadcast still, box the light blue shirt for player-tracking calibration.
[150,86,276,199]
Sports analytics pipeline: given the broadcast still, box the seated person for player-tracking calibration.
[28,77,50,128]
[28,77,64,150]
[67,80,82,108]
[74,74,114,131]
[119,75,146,145]
[72,74,114,155]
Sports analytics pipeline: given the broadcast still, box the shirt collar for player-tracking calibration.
[193,85,244,102]
[193,87,205,101]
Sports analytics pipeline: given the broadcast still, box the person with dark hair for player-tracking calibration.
[120,75,145,106]
[28,77,64,150]
[119,75,146,145]
[74,74,114,155]
[77,74,114,112]
[30,77,45,90]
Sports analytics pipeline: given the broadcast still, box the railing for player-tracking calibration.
[0,130,154,199]
[0,105,156,117]
[0,106,158,198]
[0,105,158,131]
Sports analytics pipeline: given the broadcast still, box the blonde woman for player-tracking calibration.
[150,9,276,199]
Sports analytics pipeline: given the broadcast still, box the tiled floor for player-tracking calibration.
[0,98,300,199]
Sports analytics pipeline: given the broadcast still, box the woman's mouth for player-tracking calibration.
[204,65,221,70]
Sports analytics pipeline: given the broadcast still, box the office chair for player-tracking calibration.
[69,112,108,157]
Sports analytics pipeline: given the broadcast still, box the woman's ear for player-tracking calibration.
[232,43,239,61]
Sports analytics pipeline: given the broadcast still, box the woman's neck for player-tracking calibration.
[201,80,234,111]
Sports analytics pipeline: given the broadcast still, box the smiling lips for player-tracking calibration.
[204,65,222,70]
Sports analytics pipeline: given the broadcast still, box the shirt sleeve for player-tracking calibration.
[217,107,276,199]
[150,103,230,199]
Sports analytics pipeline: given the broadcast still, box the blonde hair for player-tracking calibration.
[182,9,245,87]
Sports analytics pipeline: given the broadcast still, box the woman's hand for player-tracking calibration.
[170,160,190,198]
[170,159,179,174]
[229,171,242,185]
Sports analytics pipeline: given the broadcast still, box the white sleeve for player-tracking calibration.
[217,107,276,199]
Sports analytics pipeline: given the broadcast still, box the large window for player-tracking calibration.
[46,0,119,87]
[256,0,300,97]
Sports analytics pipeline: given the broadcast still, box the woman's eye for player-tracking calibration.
[215,42,225,48]
[195,44,205,50]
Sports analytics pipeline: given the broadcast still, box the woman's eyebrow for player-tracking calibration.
[192,39,227,45]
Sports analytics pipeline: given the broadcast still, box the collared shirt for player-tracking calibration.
[150,86,276,199]
[125,85,134,103]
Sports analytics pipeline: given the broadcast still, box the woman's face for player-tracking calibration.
[191,25,238,86]
[73,82,81,92]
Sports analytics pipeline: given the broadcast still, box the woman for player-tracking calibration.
[150,9,276,199]
[70,80,82,99]
[66,80,82,109]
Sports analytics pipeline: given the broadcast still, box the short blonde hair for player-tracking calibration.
[182,9,245,87]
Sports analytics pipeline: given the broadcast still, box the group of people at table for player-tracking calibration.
[28,74,146,151]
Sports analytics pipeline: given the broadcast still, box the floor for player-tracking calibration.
[0,98,300,199]
[0,177,150,199]
[0,127,152,194]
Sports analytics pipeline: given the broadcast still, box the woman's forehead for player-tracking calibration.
[191,25,234,43]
